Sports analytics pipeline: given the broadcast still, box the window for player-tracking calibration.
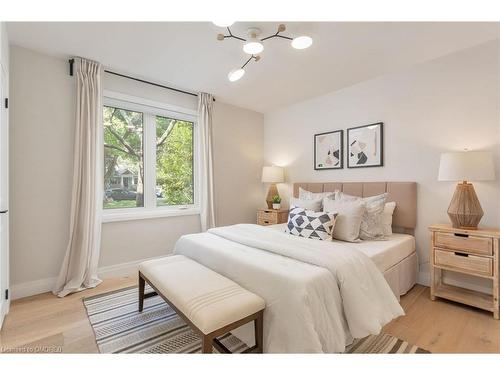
[102,92,198,222]
[156,115,194,206]
[103,106,144,209]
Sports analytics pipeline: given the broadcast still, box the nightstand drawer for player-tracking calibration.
[435,231,493,256]
[257,209,288,226]
[258,217,277,226]
[258,210,276,221]
[434,248,493,277]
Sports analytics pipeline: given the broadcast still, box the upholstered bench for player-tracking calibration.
[138,255,265,353]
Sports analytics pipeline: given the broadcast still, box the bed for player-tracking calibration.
[291,181,418,299]
[174,181,417,353]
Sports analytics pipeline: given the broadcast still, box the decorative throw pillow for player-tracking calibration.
[299,187,337,201]
[289,197,322,212]
[286,207,337,241]
[322,198,365,242]
[382,202,397,236]
[335,192,388,240]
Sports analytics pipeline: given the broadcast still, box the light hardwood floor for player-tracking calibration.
[1,279,499,353]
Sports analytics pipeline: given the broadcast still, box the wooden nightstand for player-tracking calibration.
[429,224,500,319]
[257,208,288,226]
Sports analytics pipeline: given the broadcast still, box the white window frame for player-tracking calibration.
[102,90,200,223]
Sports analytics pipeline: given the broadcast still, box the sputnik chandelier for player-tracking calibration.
[213,22,313,82]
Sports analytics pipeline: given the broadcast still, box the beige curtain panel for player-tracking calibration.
[53,58,103,297]
[198,93,216,232]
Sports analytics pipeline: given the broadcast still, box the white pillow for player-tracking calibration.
[285,207,337,241]
[323,198,365,242]
[382,202,396,236]
[289,197,322,211]
[335,192,388,240]
[299,187,336,201]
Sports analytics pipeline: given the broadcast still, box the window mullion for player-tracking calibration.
[143,113,156,209]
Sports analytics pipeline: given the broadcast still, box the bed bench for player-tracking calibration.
[138,255,265,353]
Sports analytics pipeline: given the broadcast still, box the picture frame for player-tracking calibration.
[347,122,384,168]
[314,130,343,170]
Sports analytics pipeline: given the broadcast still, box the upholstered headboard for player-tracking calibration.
[293,182,417,233]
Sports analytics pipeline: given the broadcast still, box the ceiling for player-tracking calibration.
[7,22,500,113]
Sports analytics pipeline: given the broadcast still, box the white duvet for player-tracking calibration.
[174,224,403,353]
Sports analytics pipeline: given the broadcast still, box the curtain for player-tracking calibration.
[198,93,216,232]
[53,58,103,297]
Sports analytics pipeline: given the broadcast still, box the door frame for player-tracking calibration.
[0,64,9,328]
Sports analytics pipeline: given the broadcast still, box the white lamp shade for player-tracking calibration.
[213,21,234,27]
[228,68,245,82]
[438,151,495,182]
[243,39,264,55]
[262,166,284,183]
[291,36,313,49]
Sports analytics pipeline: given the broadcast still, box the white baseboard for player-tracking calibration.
[10,255,164,300]
[11,276,57,300]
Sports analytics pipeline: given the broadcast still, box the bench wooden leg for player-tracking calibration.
[254,311,263,353]
[138,273,145,312]
[201,335,213,354]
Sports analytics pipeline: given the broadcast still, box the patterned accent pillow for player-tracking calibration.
[286,207,337,241]
[382,202,397,236]
[299,187,337,201]
[335,192,388,240]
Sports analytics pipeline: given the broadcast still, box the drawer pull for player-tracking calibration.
[454,252,469,257]
[264,220,269,224]
[454,233,469,238]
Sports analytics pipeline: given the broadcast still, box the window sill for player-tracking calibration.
[102,207,200,223]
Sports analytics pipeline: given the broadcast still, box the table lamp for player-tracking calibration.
[262,166,284,209]
[438,151,495,229]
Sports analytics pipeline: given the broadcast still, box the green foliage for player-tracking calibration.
[103,200,137,209]
[156,116,193,206]
[103,106,194,208]
[272,195,281,204]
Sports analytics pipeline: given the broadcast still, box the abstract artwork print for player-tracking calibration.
[314,130,343,170]
[347,122,383,168]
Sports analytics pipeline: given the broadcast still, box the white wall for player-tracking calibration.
[264,40,500,286]
[9,45,264,297]
[213,102,264,226]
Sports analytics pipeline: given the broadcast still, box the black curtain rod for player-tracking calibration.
[68,58,213,101]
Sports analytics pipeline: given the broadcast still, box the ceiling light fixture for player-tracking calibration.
[228,68,245,82]
[291,35,313,49]
[242,28,264,55]
[227,55,261,82]
[212,21,234,28]
[216,23,313,82]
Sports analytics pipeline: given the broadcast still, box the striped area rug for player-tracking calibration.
[346,333,429,353]
[83,286,429,354]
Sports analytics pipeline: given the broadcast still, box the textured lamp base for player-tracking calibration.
[266,183,279,209]
[447,182,484,229]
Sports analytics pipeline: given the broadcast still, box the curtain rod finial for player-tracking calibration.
[69,58,75,76]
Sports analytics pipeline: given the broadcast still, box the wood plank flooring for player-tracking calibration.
[1,279,499,353]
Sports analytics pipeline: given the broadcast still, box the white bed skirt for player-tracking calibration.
[383,251,417,300]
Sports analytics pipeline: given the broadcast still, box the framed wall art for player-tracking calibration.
[347,122,383,168]
[314,130,343,170]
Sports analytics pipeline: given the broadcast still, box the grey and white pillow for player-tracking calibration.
[323,198,366,242]
[286,207,337,241]
[289,197,322,211]
[335,192,388,240]
[299,187,337,201]
[382,202,397,236]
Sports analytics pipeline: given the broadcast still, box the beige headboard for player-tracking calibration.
[293,182,417,232]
